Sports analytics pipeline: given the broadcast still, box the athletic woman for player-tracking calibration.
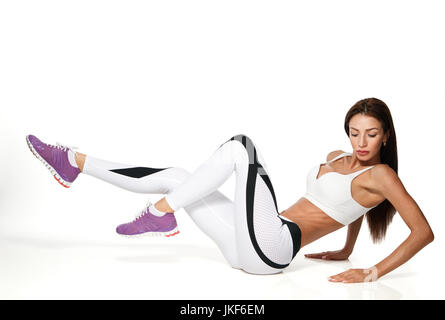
[26,97,434,282]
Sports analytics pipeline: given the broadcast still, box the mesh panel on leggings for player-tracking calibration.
[252,174,293,265]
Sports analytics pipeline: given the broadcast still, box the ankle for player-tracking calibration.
[155,198,175,214]
[75,152,86,172]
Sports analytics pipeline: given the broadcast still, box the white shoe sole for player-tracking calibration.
[26,135,72,188]
[118,227,180,238]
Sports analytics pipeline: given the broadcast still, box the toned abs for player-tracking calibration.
[280,197,344,248]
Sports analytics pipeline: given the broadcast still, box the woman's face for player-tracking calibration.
[348,113,388,162]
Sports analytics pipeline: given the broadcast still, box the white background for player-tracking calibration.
[0,0,444,299]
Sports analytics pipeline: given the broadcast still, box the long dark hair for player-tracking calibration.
[344,98,398,243]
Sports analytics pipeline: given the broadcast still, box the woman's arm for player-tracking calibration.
[342,215,364,255]
[370,165,434,279]
[329,165,434,283]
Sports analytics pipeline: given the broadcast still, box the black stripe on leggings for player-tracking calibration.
[109,167,171,178]
[229,134,290,270]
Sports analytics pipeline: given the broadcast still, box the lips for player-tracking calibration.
[357,150,369,155]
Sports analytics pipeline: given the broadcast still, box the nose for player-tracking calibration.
[358,135,367,147]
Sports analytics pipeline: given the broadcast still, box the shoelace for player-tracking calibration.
[133,200,153,221]
[46,141,79,152]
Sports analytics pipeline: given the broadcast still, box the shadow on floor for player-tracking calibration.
[0,233,227,265]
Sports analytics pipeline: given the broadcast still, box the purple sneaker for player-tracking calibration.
[116,201,180,237]
[26,134,81,188]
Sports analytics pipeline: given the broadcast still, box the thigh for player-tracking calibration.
[224,135,296,274]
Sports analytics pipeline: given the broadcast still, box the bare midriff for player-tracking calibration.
[280,197,345,248]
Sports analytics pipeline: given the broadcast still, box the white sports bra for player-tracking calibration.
[303,152,379,225]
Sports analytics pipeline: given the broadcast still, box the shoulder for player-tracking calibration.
[371,163,398,180]
[369,164,403,195]
[326,150,346,162]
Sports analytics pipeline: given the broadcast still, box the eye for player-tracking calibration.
[351,133,377,137]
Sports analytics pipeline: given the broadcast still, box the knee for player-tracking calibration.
[230,133,252,143]
[220,133,254,149]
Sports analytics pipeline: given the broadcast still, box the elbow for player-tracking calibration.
[424,225,435,244]
[416,228,435,245]
[426,229,435,244]
[410,226,434,245]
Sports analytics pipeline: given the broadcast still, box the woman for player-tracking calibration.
[26,97,434,282]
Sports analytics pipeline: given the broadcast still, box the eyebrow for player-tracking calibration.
[350,127,379,131]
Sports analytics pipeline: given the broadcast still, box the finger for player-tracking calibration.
[305,252,327,259]
[328,270,351,282]
[341,273,359,283]
[333,276,351,283]
[342,277,358,284]
[328,276,344,282]
[331,271,348,278]
[305,252,327,257]
[328,274,345,282]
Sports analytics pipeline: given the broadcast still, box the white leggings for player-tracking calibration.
[83,134,301,274]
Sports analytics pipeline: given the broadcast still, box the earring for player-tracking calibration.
[383,141,387,147]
